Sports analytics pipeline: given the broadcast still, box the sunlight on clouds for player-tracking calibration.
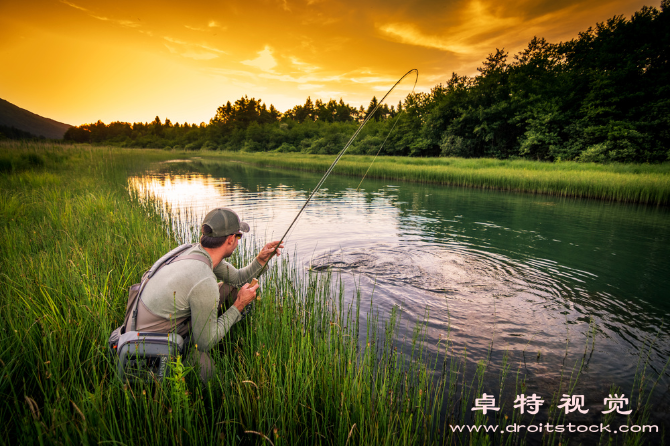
[89,14,110,22]
[164,36,188,45]
[210,67,260,77]
[8,0,651,126]
[314,91,344,99]
[241,46,278,72]
[379,23,473,54]
[185,21,226,32]
[349,75,397,84]
[258,72,344,84]
[198,43,226,54]
[378,0,521,54]
[164,41,220,60]
[163,36,225,59]
[297,83,324,90]
[181,50,219,60]
[117,19,141,28]
[233,81,267,91]
[289,56,320,73]
[60,0,141,28]
[59,0,87,12]
[90,15,141,28]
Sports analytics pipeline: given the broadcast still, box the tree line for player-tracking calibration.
[65,1,669,163]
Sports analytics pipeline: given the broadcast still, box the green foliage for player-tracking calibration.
[200,140,217,151]
[273,142,298,153]
[0,124,41,140]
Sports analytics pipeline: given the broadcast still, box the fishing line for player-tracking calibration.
[355,109,404,192]
[257,68,418,275]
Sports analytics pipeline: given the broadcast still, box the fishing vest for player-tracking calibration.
[107,243,212,382]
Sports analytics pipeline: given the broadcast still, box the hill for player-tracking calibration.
[0,98,72,139]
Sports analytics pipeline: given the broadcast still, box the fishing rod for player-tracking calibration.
[252,69,419,282]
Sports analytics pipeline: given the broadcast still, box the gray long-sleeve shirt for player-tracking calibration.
[140,244,264,351]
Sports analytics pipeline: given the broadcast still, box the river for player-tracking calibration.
[130,158,670,436]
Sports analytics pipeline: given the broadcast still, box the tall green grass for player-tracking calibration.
[0,142,664,444]
[201,152,670,205]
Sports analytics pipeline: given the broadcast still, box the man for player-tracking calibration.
[136,207,283,381]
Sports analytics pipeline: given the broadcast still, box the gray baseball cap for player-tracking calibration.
[201,208,250,237]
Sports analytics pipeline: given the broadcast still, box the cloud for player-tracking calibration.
[181,50,220,60]
[297,83,324,90]
[186,21,227,32]
[379,23,471,54]
[241,46,278,72]
[210,67,260,77]
[258,72,344,84]
[164,36,188,45]
[233,81,267,91]
[207,65,401,101]
[280,0,290,12]
[371,83,416,93]
[289,56,320,73]
[314,91,344,99]
[163,36,225,60]
[92,15,141,28]
[60,0,140,28]
[59,0,87,12]
[378,0,521,54]
[348,75,397,84]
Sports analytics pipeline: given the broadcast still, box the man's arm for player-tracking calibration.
[213,241,284,285]
[188,277,241,351]
[188,278,260,351]
[213,258,263,287]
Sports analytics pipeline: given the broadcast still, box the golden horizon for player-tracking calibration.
[0,0,653,126]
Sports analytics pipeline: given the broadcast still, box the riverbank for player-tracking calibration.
[198,151,670,206]
[0,142,662,444]
[0,143,481,444]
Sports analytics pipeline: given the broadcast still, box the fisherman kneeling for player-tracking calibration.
[134,207,282,382]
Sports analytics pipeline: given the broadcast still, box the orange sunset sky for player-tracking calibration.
[0,0,655,126]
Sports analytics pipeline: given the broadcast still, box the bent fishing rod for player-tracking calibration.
[253,69,419,282]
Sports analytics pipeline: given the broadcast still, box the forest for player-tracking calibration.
[64,1,669,163]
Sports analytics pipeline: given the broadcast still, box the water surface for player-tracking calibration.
[130,159,670,431]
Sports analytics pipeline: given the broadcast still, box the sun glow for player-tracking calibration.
[0,0,651,125]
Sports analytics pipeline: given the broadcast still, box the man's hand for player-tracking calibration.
[256,241,284,266]
[233,282,259,313]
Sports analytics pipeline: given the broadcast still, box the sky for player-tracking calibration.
[0,0,655,126]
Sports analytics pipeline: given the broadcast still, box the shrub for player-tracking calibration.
[274,142,298,153]
[185,141,202,151]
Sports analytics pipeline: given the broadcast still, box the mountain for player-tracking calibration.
[0,98,72,140]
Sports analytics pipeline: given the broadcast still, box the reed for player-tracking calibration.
[0,142,663,444]
[201,151,670,205]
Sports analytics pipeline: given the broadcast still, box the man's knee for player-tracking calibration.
[217,283,239,313]
[187,349,215,383]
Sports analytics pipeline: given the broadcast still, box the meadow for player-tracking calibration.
[0,142,663,445]
[197,152,670,206]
